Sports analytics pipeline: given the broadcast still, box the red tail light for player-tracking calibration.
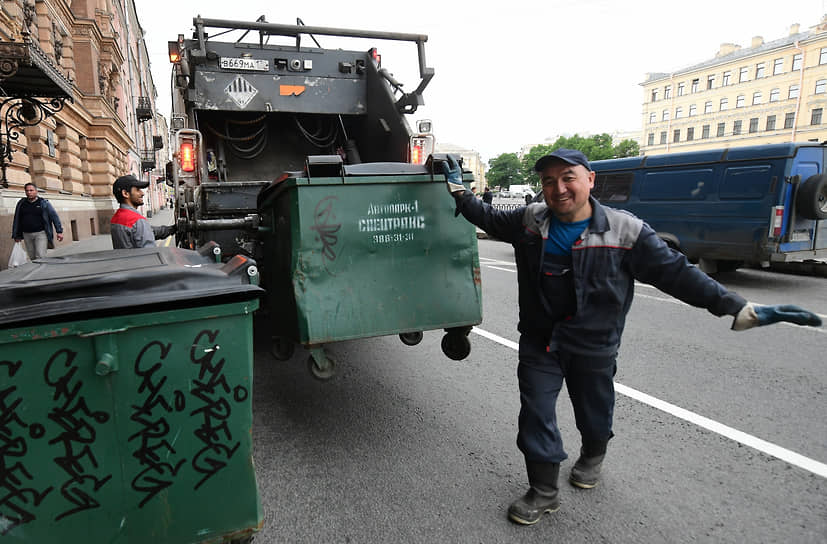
[411,144,423,165]
[180,141,195,172]
[369,47,381,66]
[771,206,784,238]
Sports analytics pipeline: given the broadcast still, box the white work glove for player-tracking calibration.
[732,302,822,331]
[441,155,466,195]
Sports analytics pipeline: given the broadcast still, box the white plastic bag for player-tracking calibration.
[8,242,29,268]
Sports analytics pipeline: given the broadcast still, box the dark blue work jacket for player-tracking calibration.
[455,192,746,356]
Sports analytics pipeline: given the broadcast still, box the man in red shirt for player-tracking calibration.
[110,175,175,249]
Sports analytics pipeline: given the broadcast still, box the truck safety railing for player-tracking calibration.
[190,17,434,114]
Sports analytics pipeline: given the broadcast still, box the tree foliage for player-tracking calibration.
[486,152,524,189]
[518,134,640,184]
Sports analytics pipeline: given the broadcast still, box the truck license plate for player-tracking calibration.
[220,57,269,71]
[790,230,811,242]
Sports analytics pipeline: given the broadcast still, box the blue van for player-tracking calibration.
[590,143,827,272]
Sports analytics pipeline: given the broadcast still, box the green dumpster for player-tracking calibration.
[257,156,483,378]
[0,247,263,543]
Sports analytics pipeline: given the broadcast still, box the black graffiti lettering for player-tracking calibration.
[129,340,186,507]
[233,386,248,403]
[192,441,240,490]
[1,358,55,535]
[44,348,112,521]
[54,473,109,521]
[0,483,53,535]
[189,329,242,490]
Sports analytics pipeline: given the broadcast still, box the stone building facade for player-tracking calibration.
[0,0,165,267]
[641,17,827,155]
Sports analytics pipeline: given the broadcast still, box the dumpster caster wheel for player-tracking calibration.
[399,331,423,346]
[441,333,471,360]
[308,353,336,381]
[271,336,295,361]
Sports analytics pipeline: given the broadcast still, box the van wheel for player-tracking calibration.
[796,174,827,220]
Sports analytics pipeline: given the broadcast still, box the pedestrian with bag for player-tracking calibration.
[11,182,64,260]
[441,150,822,525]
[110,174,176,249]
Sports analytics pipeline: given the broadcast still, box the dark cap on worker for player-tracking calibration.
[112,174,149,198]
[533,148,591,172]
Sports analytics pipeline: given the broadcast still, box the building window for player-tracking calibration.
[812,108,823,125]
[773,58,784,75]
[755,63,765,78]
[716,122,725,137]
[689,104,697,116]
[784,112,795,128]
[733,120,742,135]
[752,91,762,105]
[720,97,729,111]
[651,89,659,102]
[707,75,715,89]
[702,125,710,139]
[739,67,749,82]
[677,82,685,96]
[736,95,745,108]
[792,53,802,71]
[660,131,667,144]
[649,112,657,123]
[648,133,655,145]
[691,78,699,93]
[769,88,780,102]
[687,127,695,141]
[749,118,759,133]
[704,101,713,114]
[816,79,827,94]
[664,85,672,99]
[766,115,776,131]
[789,85,800,99]
[662,109,670,121]
[820,47,827,65]
[722,71,731,86]
[675,106,683,119]
[673,129,680,143]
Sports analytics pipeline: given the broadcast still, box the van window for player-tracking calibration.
[640,169,713,200]
[720,165,773,199]
[593,172,633,202]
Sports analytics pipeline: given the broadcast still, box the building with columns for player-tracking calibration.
[641,17,827,155]
[0,0,165,267]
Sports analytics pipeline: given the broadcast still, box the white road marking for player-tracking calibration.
[487,266,516,273]
[470,326,827,479]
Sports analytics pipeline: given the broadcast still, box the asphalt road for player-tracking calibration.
[248,238,827,543]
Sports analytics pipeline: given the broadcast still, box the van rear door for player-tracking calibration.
[778,146,827,259]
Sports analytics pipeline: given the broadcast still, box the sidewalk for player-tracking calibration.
[50,207,174,257]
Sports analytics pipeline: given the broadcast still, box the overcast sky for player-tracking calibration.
[142,0,826,163]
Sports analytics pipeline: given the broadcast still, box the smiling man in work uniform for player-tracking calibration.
[441,149,822,525]
[110,174,176,249]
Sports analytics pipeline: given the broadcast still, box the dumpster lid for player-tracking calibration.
[0,247,263,327]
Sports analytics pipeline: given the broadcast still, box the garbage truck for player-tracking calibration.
[166,16,482,379]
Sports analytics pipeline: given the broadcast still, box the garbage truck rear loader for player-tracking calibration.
[167,17,481,378]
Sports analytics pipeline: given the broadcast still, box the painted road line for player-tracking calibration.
[487,266,517,273]
[470,326,827,479]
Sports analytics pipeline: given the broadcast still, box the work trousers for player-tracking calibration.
[22,230,48,260]
[516,333,616,463]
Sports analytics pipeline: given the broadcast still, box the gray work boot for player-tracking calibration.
[508,462,560,525]
[569,440,608,489]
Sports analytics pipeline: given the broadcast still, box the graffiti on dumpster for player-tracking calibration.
[44,348,113,521]
[0,358,54,535]
[0,327,250,535]
[189,329,244,490]
[310,196,341,273]
[130,340,187,507]
[358,200,425,245]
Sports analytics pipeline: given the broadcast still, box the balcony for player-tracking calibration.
[140,149,155,171]
[136,96,152,122]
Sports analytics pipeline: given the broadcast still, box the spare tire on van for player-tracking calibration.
[796,173,827,220]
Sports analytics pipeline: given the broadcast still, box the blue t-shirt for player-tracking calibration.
[544,216,590,256]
